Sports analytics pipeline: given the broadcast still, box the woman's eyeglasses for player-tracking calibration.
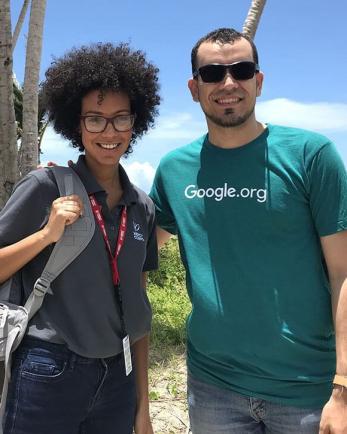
[80,114,135,133]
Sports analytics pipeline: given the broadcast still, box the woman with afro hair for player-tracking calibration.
[0,42,160,434]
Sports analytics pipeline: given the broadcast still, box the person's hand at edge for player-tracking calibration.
[319,386,347,433]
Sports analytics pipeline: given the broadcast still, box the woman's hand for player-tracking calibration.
[42,195,84,243]
[134,405,154,434]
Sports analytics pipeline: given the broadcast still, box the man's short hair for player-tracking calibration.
[191,28,259,74]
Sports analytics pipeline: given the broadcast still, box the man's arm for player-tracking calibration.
[156,226,172,248]
[319,230,347,433]
[132,272,153,434]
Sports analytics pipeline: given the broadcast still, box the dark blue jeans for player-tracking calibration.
[3,337,136,434]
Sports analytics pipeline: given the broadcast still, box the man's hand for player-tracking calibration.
[37,160,73,168]
[319,387,347,433]
[157,226,172,248]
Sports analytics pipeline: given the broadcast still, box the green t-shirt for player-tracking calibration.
[150,124,347,408]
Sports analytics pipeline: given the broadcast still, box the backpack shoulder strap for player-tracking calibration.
[24,166,95,319]
[46,166,95,279]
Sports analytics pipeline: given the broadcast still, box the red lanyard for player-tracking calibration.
[89,195,127,286]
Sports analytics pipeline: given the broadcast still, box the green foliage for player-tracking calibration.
[148,238,191,352]
[149,390,160,401]
[148,237,186,290]
[13,81,23,140]
[13,80,48,158]
[148,283,190,348]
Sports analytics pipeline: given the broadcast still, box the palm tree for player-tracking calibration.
[12,0,30,52]
[19,0,47,176]
[14,79,48,162]
[0,0,18,209]
[243,0,267,40]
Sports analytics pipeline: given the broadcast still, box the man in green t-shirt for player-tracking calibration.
[150,28,347,433]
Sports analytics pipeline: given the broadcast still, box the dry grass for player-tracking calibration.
[149,346,189,433]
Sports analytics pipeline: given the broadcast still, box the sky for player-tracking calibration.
[11,0,347,192]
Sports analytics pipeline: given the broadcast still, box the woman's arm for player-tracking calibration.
[133,334,153,434]
[133,272,153,434]
[0,194,83,283]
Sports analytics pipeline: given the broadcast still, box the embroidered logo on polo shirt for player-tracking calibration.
[133,221,144,241]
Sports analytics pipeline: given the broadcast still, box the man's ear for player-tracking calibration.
[188,78,199,102]
[256,71,264,97]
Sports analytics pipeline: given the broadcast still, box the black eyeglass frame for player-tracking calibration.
[193,61,260,83]
[80,114,136,133]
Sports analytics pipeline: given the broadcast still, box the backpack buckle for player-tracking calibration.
[33,278,51,296]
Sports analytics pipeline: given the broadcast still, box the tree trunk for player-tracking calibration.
[19,0,46,176]
[243,0,267,40]
[12,0,30,52]
[0,0,18,209]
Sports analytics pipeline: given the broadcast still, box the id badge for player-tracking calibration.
[122,335,132,376]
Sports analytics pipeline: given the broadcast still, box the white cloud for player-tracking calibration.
[40,126,77,166]
[146,100,347,143]
[148,112,205,140]
[122,161,155,193]
[257,99,347,131]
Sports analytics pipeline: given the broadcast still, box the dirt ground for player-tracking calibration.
[149,349,190,434]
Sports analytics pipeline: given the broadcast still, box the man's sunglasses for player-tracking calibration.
[193,61,259,83]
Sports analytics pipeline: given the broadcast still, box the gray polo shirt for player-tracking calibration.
[0,156,157,358]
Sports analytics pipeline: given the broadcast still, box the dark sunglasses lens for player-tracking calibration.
[198,62,257,83]
[199,65,226,83]
[232,62,256,80]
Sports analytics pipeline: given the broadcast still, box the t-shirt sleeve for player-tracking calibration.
[149,163,178,235]
[308,142,347,236]
[142,198,158,272]
[0,174,51,247]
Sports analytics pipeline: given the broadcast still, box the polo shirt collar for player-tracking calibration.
[70,155,138,205]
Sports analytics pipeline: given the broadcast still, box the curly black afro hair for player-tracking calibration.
[41,43,160,156]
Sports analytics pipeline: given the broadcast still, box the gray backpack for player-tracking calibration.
[0,166,95,421]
